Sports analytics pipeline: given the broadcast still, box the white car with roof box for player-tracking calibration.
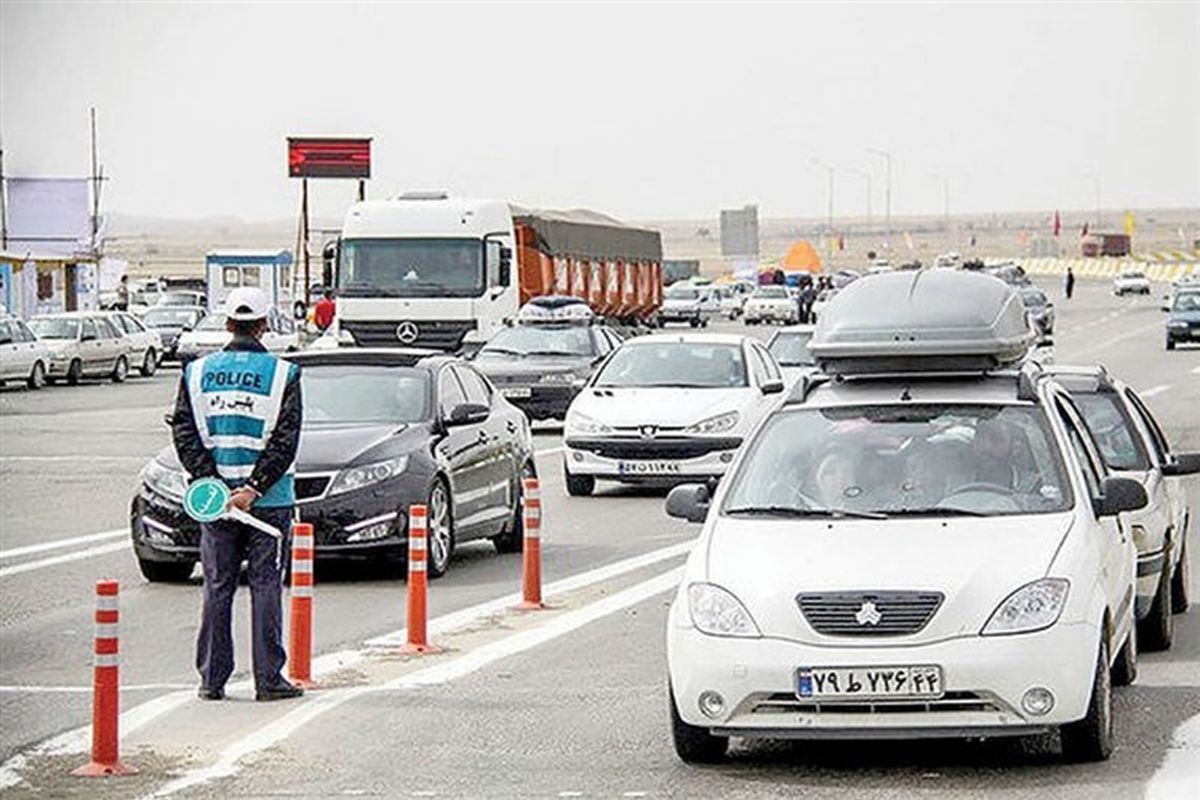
[1047,364,1197,651]
[664,270,1143,764]
[742,285,799,325]
[562,332,786,496]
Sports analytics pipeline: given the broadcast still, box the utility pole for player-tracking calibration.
[930,173,949,231]
[0,144,7,250]
[848,168,872,232]
[866,148,892,250]
[90,107,102,258]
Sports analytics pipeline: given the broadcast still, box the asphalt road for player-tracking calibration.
[0,276,1197,798]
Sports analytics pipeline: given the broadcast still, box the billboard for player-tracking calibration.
[287,138,371,179]
[720,205,759,257]
[6,178,92,255]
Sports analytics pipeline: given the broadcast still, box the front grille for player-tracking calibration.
[342,320,476,351]
[751,691,1003,715]
[567,437,741,460]
[797,591,943,636]
[295,475,332,502]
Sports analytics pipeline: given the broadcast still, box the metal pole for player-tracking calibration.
[302,178,310,305]
[90,108,100,257]
[0,145,7,249]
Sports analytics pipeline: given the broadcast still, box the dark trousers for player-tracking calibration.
[196,506,292,692]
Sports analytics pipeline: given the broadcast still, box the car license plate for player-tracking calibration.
[617,460,682,476]
[795,665,943,701]
[501,387,532,399]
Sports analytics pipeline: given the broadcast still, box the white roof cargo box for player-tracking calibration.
[808,270,1035,375]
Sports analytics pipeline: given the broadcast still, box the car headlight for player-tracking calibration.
[1166,320,1188,329]
[328,456,408,496]
[566,410,612,435]
[685,411,740,435]
[981,578,1070,636]
[140,460,188,501]
[688,583,761,637]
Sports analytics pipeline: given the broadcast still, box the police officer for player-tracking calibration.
[171,287,304,702]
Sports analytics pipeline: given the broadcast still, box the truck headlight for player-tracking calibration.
[688,583,761,637]
[140,460,188,501]
[329,456,408,496]
[981,578,1069,636]
[566,411,612,435]
[685,411,739,435]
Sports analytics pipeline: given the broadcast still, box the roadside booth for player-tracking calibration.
[0,251,99,319]
[205,249,293,313]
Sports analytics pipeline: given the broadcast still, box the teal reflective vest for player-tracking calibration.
[184,350,298,507]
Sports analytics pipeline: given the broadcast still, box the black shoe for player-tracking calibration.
[197,687,225,701]
[255,682,304,702]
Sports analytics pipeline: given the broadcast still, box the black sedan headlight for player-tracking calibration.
[140,460,187,501]
[328,456,409,496]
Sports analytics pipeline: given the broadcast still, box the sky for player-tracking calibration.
[1,1,1197,225]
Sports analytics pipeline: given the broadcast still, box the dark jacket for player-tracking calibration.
[171,335,302,499]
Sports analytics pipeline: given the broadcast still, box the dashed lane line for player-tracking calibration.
[0,528,125,561]
[0,541,130,578]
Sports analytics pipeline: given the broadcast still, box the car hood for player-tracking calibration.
[662,298,700,309]
[474,353,591,378]
[702,513,1074,645]
[42,339,78,354]
[153,423,415,474]
[571,386,751,428]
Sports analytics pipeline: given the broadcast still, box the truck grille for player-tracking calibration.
[342,320,476,351]
[797,592,943,636]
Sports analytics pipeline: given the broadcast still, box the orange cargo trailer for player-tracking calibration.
[511,207,663,324]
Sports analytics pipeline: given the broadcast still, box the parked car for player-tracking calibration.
[703,285,745,320]
[28,312,133,384]
[659,283,721,328]
[765,324,817,385]
[1047,365,1198,651]
[663,270,1142,764]
[743,285,798,325]
[1020,287,1056,337]
[176,306,298,365]
[102,311,164,377]
[0,315,52,389]
[1164,289,1200,350]
[140,306,205,362]
[473,300,623,421]
[1113,270,1151,296]
[131,349,536,581]
[155,290,207,308]
[562,333,785,495]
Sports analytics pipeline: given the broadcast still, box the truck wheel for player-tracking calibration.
[669,684,728,763]
[1172,535,1190,613]
[1138,560,1174,651]
[138,558,195,583]
[1059,636,1113,762]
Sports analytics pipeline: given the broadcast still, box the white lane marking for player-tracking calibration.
[0,455,150,463]
[536,446,563,457]
[0,541,129,578]
[0,684,193,694]
[0,528,125,561]
[1192,365,1200,376]
[1072,318,1169,360]
[148,567,682,798]
[0,538,694,789]
[1145,712,1200,800]
[1140,384,1172,398]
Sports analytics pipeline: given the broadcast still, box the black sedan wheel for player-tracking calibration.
[426,480,455,578]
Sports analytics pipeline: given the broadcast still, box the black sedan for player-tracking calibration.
[140,306,205,362]
[130,348,536,581]
[472,323,624,420]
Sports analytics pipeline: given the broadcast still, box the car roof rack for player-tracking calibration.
[807,270,1036,378]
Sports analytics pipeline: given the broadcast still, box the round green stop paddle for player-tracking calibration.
[182,478,231,523]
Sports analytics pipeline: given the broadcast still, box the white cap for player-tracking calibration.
[224,287,270,321]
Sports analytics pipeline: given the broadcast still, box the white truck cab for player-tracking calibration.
[327,193,515,351]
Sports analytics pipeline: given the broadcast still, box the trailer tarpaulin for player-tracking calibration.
[510,206,662,262]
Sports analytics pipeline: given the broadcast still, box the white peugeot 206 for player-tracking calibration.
[562,333,786,496]
[664,271,1144,764]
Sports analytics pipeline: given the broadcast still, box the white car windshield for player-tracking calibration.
[754,287,788,299]
[29,318,79,339]
[480,325,595,357]
[196,315,229,332]
[143,308,203,327]
[594,342,747,388]
[723,404,1074,517]
[301,366,429,425]
[665,285,699,300]
[768,332,814,366]
[1173,292,1200,312]
[157,292,201,306]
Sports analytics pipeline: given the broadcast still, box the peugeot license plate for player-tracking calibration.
[795,665,943,701]
[501,387,532,399]
[617,460,682,476]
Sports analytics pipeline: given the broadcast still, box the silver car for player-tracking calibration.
[102,311,164,377]
[29,312,134,384]
[0,315,52,389]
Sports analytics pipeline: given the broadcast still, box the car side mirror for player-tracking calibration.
[1162,452,1200,477]
[665,483,711,523]
[446,402,490,427]
[761,379,785,395]
[1096,475,1148,517]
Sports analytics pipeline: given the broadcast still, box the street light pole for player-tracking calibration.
[866,148,892,249]
[811,159,835,236]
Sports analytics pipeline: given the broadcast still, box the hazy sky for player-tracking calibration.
[2,1,1197,224]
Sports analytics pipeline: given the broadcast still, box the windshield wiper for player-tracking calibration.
[526,350,585,357]
[724,506,888,520]
[887,507,989,517]
[481,347,523,356]
[339,282,398,297]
